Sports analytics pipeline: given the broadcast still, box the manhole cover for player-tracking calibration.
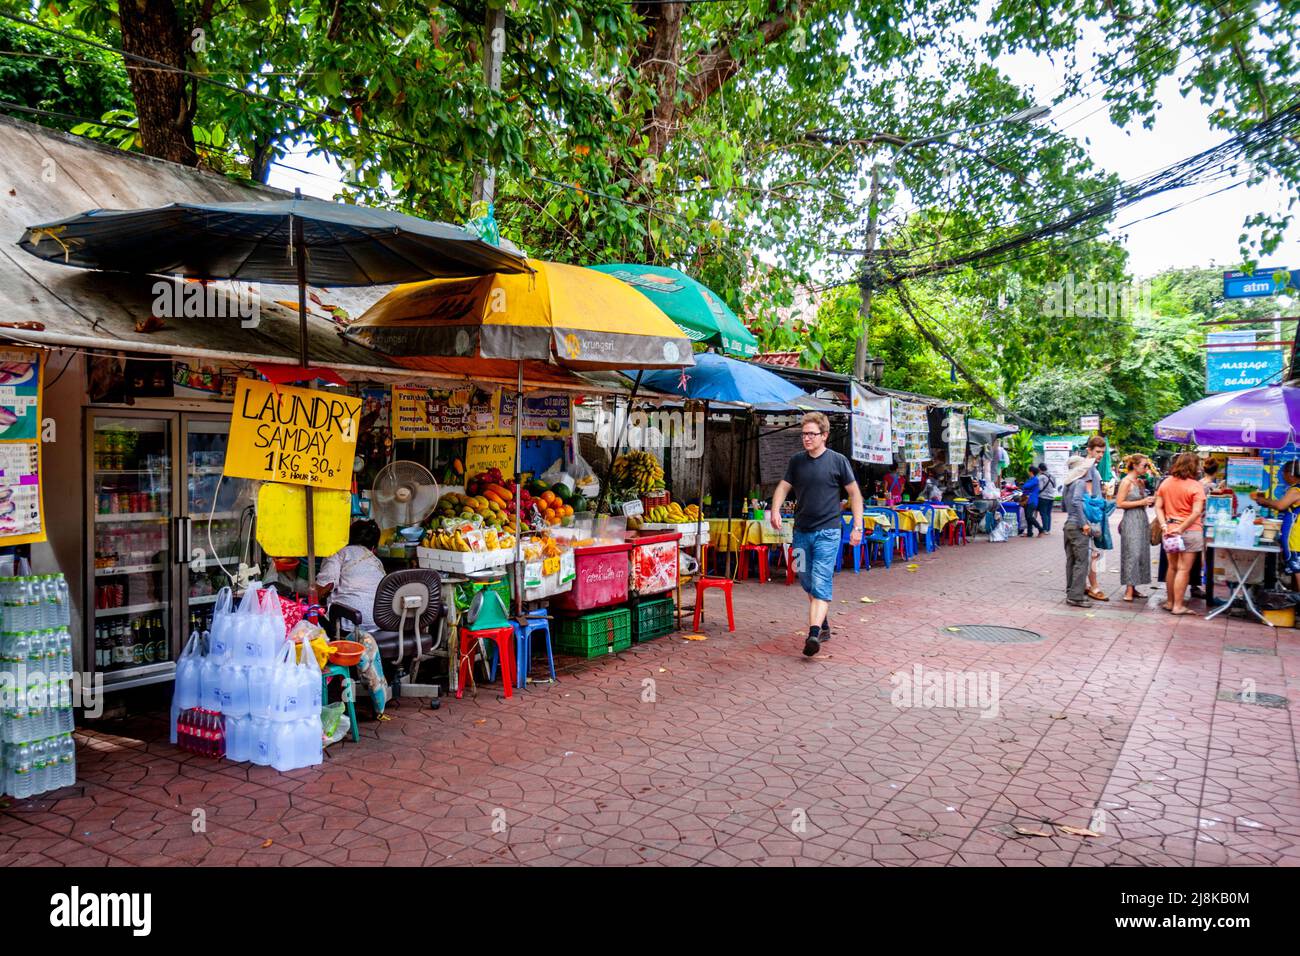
[1224,646,1275,656]
[1218,690,1289,709]
[941,625,1046,643]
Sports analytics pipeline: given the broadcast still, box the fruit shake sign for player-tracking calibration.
[225,379,360,490]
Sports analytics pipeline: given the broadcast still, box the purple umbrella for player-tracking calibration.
[1153,385,1300,449]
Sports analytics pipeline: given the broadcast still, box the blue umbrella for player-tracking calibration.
[633,352,804,405]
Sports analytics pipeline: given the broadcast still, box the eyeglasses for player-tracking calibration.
[801,430,823,437]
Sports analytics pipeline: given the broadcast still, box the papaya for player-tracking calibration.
[452,458,464,476]
[485,483,513,502]
[483,490,506,508]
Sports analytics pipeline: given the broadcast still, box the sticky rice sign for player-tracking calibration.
[225,379,360,490]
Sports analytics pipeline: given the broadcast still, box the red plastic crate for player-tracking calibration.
[550,541,632,612]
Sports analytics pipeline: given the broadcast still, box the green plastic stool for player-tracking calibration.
[322,664,360,743]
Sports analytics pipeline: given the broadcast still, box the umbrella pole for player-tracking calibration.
[292,201,317,604]
[726,414,736,578]
[513,360,523,618]
[695,400,707,570]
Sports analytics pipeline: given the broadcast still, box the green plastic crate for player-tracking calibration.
[632,596,676,643]
[556,607,632,658]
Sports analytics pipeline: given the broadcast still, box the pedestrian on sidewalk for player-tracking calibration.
[1062,454,1100,607]
[1021,466,1044,537]
[770,412,864,657]
[1036,466,1056,534]
[883,461,904,506]
[1117,453,1156,602]
[1155,451,1206,616]
[1084,435,1109,601]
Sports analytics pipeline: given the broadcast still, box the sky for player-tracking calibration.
[267,11,1300,285]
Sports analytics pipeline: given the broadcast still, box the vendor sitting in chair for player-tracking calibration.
[318,519,386,631]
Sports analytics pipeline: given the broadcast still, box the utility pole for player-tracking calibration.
[472,5,505,205]
[853,163,881,383]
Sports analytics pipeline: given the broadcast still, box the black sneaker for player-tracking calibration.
[802,634,821,656]
[819,624,831,644]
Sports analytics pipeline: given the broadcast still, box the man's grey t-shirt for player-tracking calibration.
[782,448,856,532]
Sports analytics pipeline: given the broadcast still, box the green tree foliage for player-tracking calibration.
[0,19,132,132]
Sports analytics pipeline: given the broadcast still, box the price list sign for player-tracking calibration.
[0,349,44,545]
[225,379,360,490]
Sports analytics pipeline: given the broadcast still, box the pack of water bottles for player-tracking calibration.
[170,586,323,772]
[0,572,75,799]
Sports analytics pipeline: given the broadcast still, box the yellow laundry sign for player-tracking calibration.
[226,379,359,490]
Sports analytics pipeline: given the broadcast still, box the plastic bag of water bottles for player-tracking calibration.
[200,640,225,715]
[259,588,287,654]
[174,632,202,710]
[269,640,299,723]
[207,587,235,658]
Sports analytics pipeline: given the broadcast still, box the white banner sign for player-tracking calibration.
[1042,440,1074,499]
[850,383,893,464]
[891,399,930,462]
[1079,414,1100,431]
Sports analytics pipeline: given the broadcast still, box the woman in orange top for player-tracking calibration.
[1155,452,1206,615]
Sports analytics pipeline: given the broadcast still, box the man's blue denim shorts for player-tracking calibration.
[792,526,840,602]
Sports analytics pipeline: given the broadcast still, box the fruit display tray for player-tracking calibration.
[416,547,515,574]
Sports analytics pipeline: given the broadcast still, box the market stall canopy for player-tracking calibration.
[967,418,1019,445]
[631,352,830,410]
[343,260,694,372]
[1154,385,1300,449]
[586,263,758,358]
[18,197,529,284]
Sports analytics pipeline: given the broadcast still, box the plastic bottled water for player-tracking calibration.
[225,714,249,762]
[295,715,322,768]
[250,716,272,766]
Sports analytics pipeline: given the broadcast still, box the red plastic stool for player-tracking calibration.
[782,544,798,585]
[693,577,735,632]
[737,543,769,583]
[456,625,514,699]
[946,520,966,546]
[696,542,717,575]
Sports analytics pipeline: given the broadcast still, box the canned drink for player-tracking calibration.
[97,493,109,515]
[118,493,131,514]
[136,492,148,513]
[108,492,120,514]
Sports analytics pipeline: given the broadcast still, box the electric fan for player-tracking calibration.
[370,461,441,534]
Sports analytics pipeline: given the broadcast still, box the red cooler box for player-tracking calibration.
[550,541,633,612]
[628,531,680,596]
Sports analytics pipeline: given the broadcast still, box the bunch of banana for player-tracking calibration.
[429,529,473,552]
[612,451,664,493]
[646,502,700,523]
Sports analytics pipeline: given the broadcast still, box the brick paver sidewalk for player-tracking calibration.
[3,529,1298,866]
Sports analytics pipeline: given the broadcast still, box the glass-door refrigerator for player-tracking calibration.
[181,417,256,637]
[86,412,176,690]
[85,411,258,691]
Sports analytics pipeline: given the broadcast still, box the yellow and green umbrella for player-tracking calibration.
[342,260,694,373]
[586,264,759,357]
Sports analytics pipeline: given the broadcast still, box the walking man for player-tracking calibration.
[1036,466,1056,533]
[1062,454,1099,606]
[770,412,864,657]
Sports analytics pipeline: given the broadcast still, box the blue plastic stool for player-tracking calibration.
[488,610,556,688]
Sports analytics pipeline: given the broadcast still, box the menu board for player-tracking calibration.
[946,410,968,464]
[392,385,498,439]
[497,392,573,438]
[850,383,893,464]
[1225,456,1265,513]
[0,349,44,544]
[1042,440,1073,500]
[891,399,930,462]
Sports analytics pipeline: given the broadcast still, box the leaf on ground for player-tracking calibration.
[658,667,667,673]
[474,719,487,726]
[1085,612,1095,618]
[906,564,920,570]
[261,838,274,848]
[946,626,962,632]
[1012,825,1053,838]
[1049,712,1068,720]
[1001,762,1023,772]
[900,827,938,839]
[860,597,876,603]
[1058,825,1101,838]
[683,634,708,641]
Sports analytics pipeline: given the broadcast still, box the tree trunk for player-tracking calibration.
[118,0,197,166]
[630,2,684,160]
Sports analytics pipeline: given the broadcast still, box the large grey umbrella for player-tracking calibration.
[19,191,532,595]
